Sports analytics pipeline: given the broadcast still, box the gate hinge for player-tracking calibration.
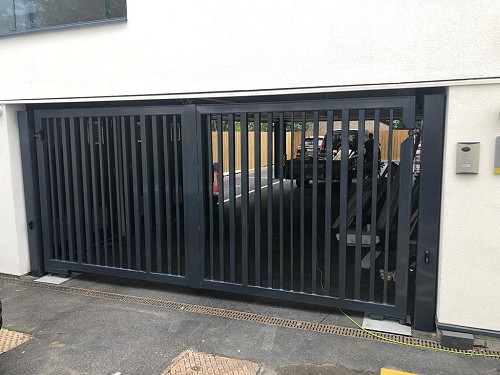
[33,129,45,142]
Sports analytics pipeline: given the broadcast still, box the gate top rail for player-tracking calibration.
[33,105,188,119]
[196,96,415,128]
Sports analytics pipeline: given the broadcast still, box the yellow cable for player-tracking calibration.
[339,309,500,358]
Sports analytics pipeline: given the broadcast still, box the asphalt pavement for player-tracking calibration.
[0,273,499,375]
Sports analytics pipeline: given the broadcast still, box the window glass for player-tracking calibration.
[0,0,126,35]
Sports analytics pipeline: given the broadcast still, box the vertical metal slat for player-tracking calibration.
[46,121,59,260]
[241,113,249,285]
[384,109,394,303]
[338,109,349,299]
[289,113,295,290]
[79,118,93,264]
[254,113,261,286]
[369,110,381,301]
[267,112,273,288]
[311,111,319,294]
[152,115,163,274]
[98,117,109,266]
[216,114,225,280]
[354,110,366,300]
[105,118,116,267]
[61,119,75,262]
[130,115,142,271]
[112,118,124,268]
[121,116,132,269]
[54,120,67,261]
[172,115,182,275]
[69,118,84,264]
[278,113,285,289]
[163,116,174,274]
[206,115,214,279]
[141,115,153,274]
[324,110,334,296]
[300,112,306,292]
[228,113,236,283]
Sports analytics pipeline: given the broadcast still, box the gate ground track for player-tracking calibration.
[0,276,498,358]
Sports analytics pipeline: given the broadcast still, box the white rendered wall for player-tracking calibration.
[437,84,500,332]
[0,0,499,101]
[0,104,30,275]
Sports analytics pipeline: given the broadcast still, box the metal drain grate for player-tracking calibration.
[0,328,33,355]
[1,276,499,357]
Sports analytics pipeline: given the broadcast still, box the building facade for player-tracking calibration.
[0,0,499,336]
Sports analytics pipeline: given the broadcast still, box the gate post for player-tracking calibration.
[413,94,446,331]
[181,105,203,288]
[18,111,45,277]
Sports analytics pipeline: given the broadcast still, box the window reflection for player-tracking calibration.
[0,0,126,35]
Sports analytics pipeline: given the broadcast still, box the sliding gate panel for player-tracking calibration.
[34,107,189,285]
[198,97,416,319]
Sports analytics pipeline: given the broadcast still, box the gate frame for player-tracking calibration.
[18,92,445,331]
[196,96,416,321]
[413,94,446,331]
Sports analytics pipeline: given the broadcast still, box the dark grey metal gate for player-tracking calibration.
[197,97,416,320]
[27,96,418,321]
[33,106,197,285]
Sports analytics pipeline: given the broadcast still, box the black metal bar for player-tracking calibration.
[98,118,109,266]
[163,116,173,274]
[289,112,295,290]
[241,113,249,286]
[279,112,284,289]
[141,115,153,274]
[394,137,413,318]
[254,113,261,286]
[369,110,380,301]
[413,94,446,331]
[89,117,101,265]
[311,111,319,294]
[35,117,55,269]
[80,118,93,264]
[105,118,116,267]
[300,112,306,292]
[172,115,182,275]
[182,105,202,288]
[267,112,273,288]
[130,115,142,271]
[228,113,236,283]
[61,119,75,262]
[196,97,416,117]
[47,122,59,261]
[339,109,349,300]
[384,109,394,304]
[121,116,132,269]
[54,120,67,261]
[199,278,407,320]
[46,259,189,287]
[206,115,214,280]
[354,110,366,300]
[69,118,83,264]
[216,114,224,280]
[324,110,334,296]
[19,111,45,276]
[152,115,163,274]
[112,117,124,269]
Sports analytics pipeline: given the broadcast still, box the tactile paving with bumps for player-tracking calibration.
[0,328,33,355]
[161,349,261,375]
